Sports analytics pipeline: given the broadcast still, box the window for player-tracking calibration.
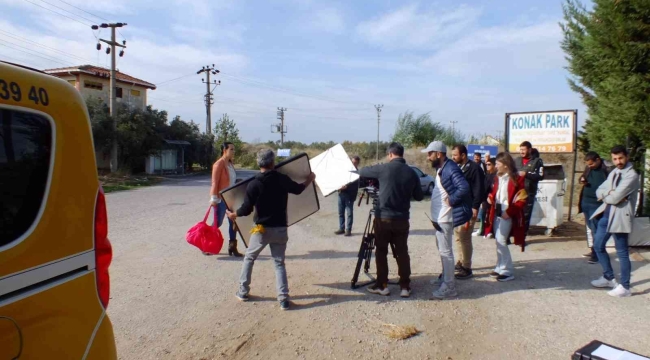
[411,167,424,177]
[116,87,123,98]
[0,109,52,245]
[130,89,141,97]
[84,81,103,90]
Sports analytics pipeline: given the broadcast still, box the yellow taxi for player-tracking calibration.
[0,61,117,358]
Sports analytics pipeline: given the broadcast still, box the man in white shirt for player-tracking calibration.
[421,141,471,299]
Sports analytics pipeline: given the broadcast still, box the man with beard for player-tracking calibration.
[451,145,485,279]
[578,151,610,264]
[590,145,639,298]
[422,141,472,299]
[514,141,544,234]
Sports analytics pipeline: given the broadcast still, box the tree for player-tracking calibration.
[214,113,243,159]
[561,0,650,164]
[86,97,114,156]
[392,111,443,148]
[435,125,466,147]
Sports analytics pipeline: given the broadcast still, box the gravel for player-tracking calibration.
[106,175,650,360]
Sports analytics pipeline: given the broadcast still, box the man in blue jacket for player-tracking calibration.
[421,141,472,299]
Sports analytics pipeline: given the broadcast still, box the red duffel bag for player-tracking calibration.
[186,206,224,254]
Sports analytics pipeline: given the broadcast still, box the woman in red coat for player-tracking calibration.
[484,152,528,282]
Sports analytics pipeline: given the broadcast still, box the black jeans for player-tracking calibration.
[524,196,536,234]
[374,218,410,288]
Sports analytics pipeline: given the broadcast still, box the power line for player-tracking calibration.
[0,30,99,64]
[21,0,91,26]
[37,0,97,23]
[0,40,73,66]
[155,73,196,86]
[55,0,108,21]
[220,73,372,107]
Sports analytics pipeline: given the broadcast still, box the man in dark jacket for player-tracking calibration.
[474,158,497,237]
[358,142,424,298]
[227,149,316,311]
[421,141,471,300]
[514,141,544,234]
[335,155,361,236]
[578,151,610,264]
[451,145,485,279]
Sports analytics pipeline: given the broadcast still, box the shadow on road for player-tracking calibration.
[211,250,359,262]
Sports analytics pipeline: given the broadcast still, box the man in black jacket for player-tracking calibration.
[578,151,610,263]
[358,142,424,298]
[227,149,315,311]
[514,141,544,234]
[451,145,485,279]
[335,156,360,236]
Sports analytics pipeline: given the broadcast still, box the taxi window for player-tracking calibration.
[0,108,52,246]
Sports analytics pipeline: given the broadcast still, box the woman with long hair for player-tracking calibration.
[208,142,242,256]
[484,152,528,282]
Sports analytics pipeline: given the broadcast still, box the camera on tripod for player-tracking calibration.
[357,186,379,208]
[351,180,398,289]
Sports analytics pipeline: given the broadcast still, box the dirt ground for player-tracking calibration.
[106,177,650,360]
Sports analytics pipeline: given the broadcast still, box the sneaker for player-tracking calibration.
[591,276,618,289]
[367,284,390,296]
[582,251,592,258]
[344,230,352,237]
[334,229,345,235]
[430,274,443,286]
[607,284,631,298]
[588,254,599,264]
[471,230,480,237]
[489,271,500,278]
[400,288,412,298]
[280,299,290,310]
[431,283,457,300]
[484,233,494,239]
[455,266,473,280]
[235,292,249,302]
[496,274,515,282]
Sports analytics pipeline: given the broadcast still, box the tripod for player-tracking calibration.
[350,188,397,289]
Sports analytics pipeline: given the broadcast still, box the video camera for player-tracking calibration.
[357,186,379,208]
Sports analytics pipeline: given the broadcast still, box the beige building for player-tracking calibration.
[44,65,156,110]
[44,65,156,170]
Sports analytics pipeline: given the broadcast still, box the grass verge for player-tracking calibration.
[100,175,164,193]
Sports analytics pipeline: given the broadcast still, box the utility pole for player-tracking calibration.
[93,22,127,173]
[272,107,287,146]
[374,104,383,162]
[450,120,458,135]
[197,64,220,134]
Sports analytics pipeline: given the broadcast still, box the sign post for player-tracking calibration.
[505,110,578,220]
[467,144,499,159]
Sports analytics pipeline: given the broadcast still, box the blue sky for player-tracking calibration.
[0,0,588,144]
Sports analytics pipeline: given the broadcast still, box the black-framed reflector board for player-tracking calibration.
[220,152,320,247]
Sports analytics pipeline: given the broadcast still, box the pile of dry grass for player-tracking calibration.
[381,323,421,340]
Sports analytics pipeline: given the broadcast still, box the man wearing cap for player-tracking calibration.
[421,141,472,299]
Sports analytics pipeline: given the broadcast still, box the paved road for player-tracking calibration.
[236,169,258,182]
[105,176,650,359]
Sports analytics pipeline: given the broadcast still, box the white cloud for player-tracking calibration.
[422,21,564,77]
[309,7,345,34]
[355,4,481,50]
